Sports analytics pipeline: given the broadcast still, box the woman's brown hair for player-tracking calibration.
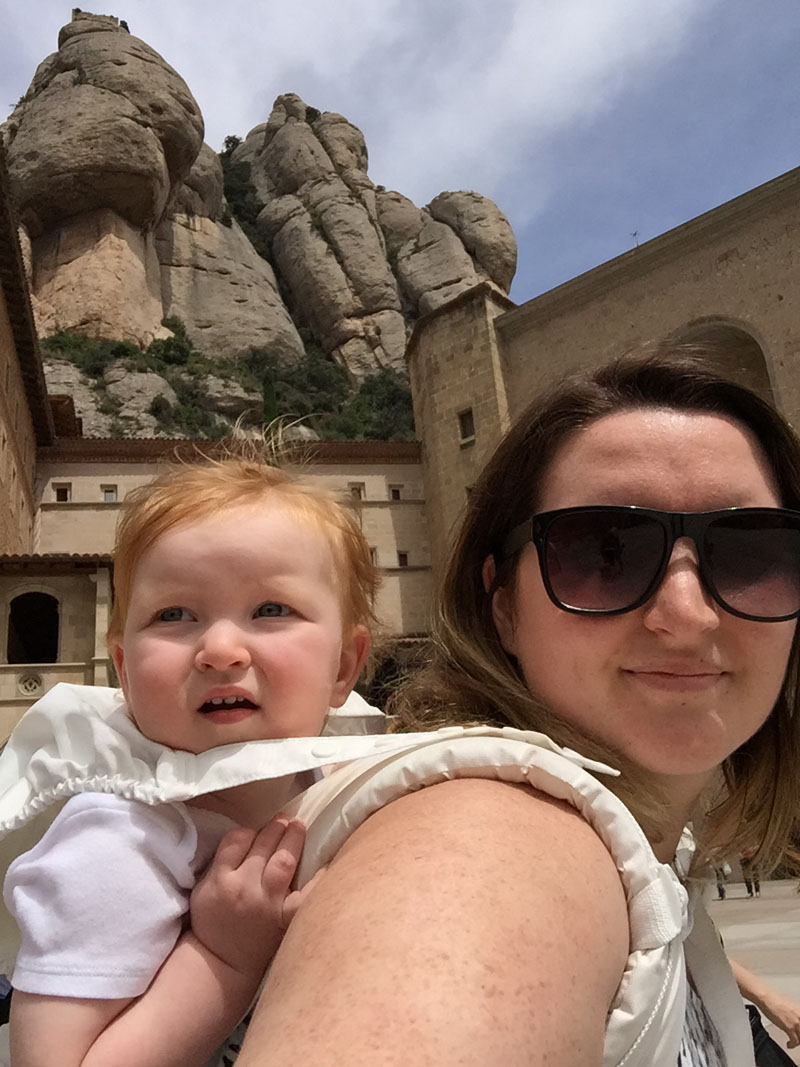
[394,342,800,872]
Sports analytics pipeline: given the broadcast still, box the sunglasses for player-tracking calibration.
[499,506,800,622]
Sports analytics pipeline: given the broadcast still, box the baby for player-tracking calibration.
[4,456,376,1067]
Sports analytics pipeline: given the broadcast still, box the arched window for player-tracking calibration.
[669,322,773,403]
[7,593,59,664]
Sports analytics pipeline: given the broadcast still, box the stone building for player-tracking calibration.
[409,165,800,566]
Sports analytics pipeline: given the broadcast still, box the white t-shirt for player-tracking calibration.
[4,793,234,998]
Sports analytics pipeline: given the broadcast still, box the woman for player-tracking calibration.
[238,345,800,1066]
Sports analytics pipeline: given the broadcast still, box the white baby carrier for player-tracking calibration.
[0,684,753,1066]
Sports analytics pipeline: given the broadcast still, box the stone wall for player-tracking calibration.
[35,463,158,553]
[0,286,37,554]
[0,567,111,737]
[407,283,514,572]
[37,453,432,637]
[496,166,800,424]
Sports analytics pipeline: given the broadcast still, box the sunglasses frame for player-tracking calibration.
[500,505,800,622]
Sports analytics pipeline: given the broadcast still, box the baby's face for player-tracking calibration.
[113,502,365,753]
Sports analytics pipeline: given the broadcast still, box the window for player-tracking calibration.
[348,482,365,501]
[101,485,118,503]
[458,408,475,443]
[370,547,378,565]
[397,551,409,568]
[53,483,71,503]
[7,593,59,664]
[389,485,403,501]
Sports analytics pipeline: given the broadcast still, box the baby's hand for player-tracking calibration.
[189,816,306,978]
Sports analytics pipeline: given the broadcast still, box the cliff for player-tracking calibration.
[1,10,516,436]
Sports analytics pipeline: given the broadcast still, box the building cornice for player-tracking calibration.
[496,165,800,339]
[0,143,55,445]
[37,437,422,466]
[0,553,112,574]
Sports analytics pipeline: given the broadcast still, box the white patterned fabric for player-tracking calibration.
[679,978,728,1066]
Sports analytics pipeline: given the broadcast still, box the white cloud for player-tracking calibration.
[0,0,727,263]
[358,0,718,214]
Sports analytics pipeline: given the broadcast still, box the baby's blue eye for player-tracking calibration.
[158,607,192,622]
[255,602,291,618]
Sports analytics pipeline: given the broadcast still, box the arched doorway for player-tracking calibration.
[7,592,59,664]
[669,322,773,403]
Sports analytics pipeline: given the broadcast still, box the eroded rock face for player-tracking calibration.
[155,213,303,362]
[376,190,481,315]
[244,95,407,374]
[103,361,177,436]
[5,13,517,430]
[1,12,202,351]
[3,11,203,236]
[427,192,516,293]
[197,375,262,419]
[174,144,225,219]
[241,94,516,372]
[32,209,169,346]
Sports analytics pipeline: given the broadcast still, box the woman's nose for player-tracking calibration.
[195,621,251,671]
[642,539,720,636]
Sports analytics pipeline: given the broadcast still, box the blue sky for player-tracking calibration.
[3,0,799,302]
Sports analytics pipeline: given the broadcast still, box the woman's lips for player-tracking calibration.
[623,668,724,692]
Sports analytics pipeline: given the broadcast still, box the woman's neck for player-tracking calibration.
[187,771,310,828]
[649,769,713,864]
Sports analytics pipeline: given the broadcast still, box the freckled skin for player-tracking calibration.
[239,780,627,1066]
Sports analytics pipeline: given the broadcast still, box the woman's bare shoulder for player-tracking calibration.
[239,777,629,1067]
[339,775,622,877]
[341,777,627,947]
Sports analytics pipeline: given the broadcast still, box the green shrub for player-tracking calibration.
[241,344,414,440]
[146,334,192,367]
[220,134,242,159]
[149,395,172,421]
[161,316,190,340]
[41,331,140,379]
[218,136,271,260]
[42,327,415,443]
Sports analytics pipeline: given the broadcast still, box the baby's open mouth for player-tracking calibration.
[198,696,258,714]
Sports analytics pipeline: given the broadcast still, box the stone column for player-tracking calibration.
[91,565,113,686]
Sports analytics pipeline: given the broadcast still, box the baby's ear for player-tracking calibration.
[111,641,128,694]
[330,625,371,707]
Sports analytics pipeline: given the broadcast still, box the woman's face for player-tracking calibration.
[490,408,796,803]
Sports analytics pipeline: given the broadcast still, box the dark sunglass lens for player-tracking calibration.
[706,514,800,619]
[544,511,667,611]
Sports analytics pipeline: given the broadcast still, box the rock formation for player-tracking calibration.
[1,10,517,434]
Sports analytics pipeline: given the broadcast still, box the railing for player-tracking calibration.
[0,662,96,701]
[0,663,114,742]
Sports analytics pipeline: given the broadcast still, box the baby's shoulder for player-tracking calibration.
[35,792,200,864]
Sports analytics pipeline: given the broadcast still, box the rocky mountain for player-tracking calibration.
[1,10,516,436]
